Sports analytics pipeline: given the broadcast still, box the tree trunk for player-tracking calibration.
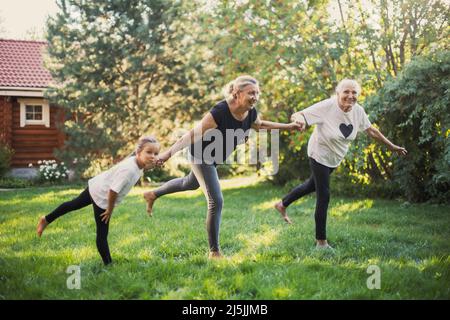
[337,0,352,67]
[357,0,383,87]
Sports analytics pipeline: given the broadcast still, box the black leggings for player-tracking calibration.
[45,187,112,265]
[281,158,335,240]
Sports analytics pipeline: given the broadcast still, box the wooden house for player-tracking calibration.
[0,39,65,170]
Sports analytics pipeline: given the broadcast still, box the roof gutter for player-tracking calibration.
[0,87,47,97]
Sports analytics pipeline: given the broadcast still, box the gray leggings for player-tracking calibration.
[153,163,223,252]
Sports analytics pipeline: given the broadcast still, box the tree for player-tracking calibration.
[337,0,449,190]
[363,51,450,203]
[192,0,449,194]
[45,0,218,176]
[194,0,371,183]
[350,0,449,86]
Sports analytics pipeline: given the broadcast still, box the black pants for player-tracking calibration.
[45,187,112,265]
[282,158,335,240]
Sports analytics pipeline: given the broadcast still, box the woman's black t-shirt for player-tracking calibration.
[189,100,258,165]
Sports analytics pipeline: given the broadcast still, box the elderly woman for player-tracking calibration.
[144,75,302,258]
[274,79,407,249]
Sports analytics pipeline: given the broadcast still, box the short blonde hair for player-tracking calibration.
[335,79,361,96]
[223,75,259,102]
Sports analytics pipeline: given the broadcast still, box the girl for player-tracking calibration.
[36,135,160,265]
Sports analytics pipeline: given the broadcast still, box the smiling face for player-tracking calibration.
[337,83,359,112]
[235,84,260,110]
[136,142,160,169]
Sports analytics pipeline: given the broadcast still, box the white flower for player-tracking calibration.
[28,163,33,167]
[254,17,269,27]
[235,0,249,7]
[38,160,42,164]
[244,9,253,23]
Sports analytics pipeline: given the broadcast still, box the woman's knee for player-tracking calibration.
[183,175,200,190]
[208,193,223,211]
[188,180,200,190]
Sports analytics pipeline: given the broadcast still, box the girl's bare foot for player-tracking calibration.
[143,191,157,216]
[208,251,223,259]
[274,201,292,224]
[36,216,48,237]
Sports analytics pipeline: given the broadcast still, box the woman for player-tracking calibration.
[274,79,407,249]
[144,75,302,258]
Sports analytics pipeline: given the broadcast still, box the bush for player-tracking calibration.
[144,166,178,183]
[279,164,403,200]
[0,144,14,177]
[363,51,450,203]
[330,172,402,199]
[34,160,70,183]
[0,177,34,188]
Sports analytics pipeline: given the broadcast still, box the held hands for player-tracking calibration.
[156,150,171,166]
[289,121,305,132]
[290,113,306,132]
[100,210,112,224]
[391,145,408,156]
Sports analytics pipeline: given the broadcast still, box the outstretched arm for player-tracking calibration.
[365,125,407,156]
[159,113,218,162]
[252,115,304,131]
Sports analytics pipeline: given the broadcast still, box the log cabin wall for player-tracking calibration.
[10,97,65,167]
[0,96,13,147]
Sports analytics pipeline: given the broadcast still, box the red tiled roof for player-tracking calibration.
[0,39,53,88]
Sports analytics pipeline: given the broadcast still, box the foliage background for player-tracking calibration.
[44,0,449,202]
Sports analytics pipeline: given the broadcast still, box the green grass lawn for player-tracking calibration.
[0,177,449,299]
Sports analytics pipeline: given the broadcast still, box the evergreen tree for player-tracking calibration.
[45,0,217,175]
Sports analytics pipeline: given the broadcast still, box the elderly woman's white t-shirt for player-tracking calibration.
[302,97,371,168]
[88,156,143,209]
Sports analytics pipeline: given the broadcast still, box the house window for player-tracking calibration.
[19,99,50,127]
[26,105,43,120]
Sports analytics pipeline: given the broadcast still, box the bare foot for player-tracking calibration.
[208,251,223,260]
[143,191,157,217]
[274,201,292,224]
[316,240,334,250]
[36,216,48,237]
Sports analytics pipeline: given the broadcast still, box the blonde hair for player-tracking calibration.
[131,135,159,156]
[223,75,259,102]
[335,79,361,96]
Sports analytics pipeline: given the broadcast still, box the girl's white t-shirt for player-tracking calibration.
[88,156,143,209]
[302,97,371,168]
